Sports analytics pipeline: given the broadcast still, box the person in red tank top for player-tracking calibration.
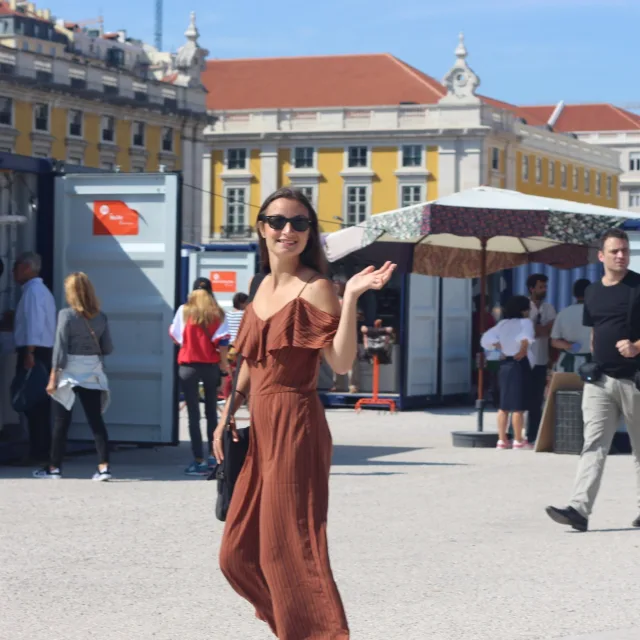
[170,286,230,475]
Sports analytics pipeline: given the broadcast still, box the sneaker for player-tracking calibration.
[208,455,217,469]
[545,505,588,532]
[92,468,112,482]
[496,440,510,450]
[513,440,533,450]
[184,461,209,476]
[33,467,62,479]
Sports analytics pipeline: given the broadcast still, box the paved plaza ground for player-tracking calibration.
[1,406,640,640]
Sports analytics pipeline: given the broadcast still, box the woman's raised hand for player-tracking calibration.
[344,261,397,299]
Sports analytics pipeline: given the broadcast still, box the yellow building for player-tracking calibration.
[200,35,620,241]
[0,2,210,242]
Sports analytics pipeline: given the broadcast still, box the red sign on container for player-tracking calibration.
[209,271,237,293]
[93,201,140,236]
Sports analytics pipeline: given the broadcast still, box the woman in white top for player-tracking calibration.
[481,295,535,450]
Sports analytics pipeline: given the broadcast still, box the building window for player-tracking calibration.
[70,77,86,90]
[67,156,83,166]
[101,162,114,171]
[134,91,148,103]
[161,127,173,152]
[607,176,612,199]
[226,187,247,230]
[132,121,145,147]
[584,169,590,194]
[548,160,555,186]
[346,186,367,225]
[560,164,567,189]
[0,62,15,74]
[103,84,119,96]
[402,145,422,168]
[521,155,529,182]
[68,109,83,137]
[164,97,177,110]
[35,70,52,84]
[293,147,313,169]
[101,116,115,142]
[595,173,602,196]
[630,191,640,207]
[0,97,11,126]
[572,167,579,191]
[401,185,422,207]
[491,147,500,171]
[347,146,367,168]
[228,148,247,170]
[298,186,314,204]
[536,157,543,184]
[131,166,145,173]
[629,152,640,172]
[33,103,49,132]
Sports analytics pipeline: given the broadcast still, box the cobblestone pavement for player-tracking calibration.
[1,407,639,640]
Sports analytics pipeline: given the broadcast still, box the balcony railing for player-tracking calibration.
[219,225,254,239]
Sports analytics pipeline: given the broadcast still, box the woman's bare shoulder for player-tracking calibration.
[303,274,341,316]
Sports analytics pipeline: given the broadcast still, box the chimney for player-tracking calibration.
[42,8,51,20]
[26,3,35,15]
[9,0,17,10]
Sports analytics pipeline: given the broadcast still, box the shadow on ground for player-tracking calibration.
[0,441,465,482]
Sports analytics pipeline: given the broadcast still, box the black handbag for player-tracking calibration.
[209,353,250,522]
[208,272,265,521]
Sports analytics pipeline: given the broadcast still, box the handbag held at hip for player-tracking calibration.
[208,353,250,522]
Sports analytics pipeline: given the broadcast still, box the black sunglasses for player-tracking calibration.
[259,214,312,232]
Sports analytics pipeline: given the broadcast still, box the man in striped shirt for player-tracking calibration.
[227,292,248,345]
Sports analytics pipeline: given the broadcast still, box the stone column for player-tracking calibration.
[260,143,279,202]
[200,150,212,243]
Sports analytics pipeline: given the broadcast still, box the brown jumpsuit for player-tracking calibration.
[219,294,350,640]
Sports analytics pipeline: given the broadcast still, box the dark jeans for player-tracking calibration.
[15,346,52,461]
[527,365,548,444]
[51,387,110,470]
[179,363,221,461]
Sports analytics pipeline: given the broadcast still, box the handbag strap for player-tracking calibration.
[84,316,102,356]
[225,353,244,432]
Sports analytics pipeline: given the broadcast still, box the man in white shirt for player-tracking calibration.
[13,252,56,462]
[527,273,557,444]
[550,278,592,374]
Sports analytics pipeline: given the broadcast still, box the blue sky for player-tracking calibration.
[50,0,638,108]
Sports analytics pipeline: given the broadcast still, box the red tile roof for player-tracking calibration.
[203,52,543,123]
[522,103,640,132]
[0,1,50,22]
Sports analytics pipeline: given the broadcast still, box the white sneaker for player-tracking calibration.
[33,467,62,479]
[92,468,112,482]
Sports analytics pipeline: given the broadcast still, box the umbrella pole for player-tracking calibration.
[476,238,488,432]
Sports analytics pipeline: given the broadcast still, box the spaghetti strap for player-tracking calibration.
[297,274,320,298]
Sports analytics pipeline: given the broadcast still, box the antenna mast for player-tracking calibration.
[154,0,163,50]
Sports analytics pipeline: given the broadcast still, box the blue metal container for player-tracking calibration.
[509,263,603,312]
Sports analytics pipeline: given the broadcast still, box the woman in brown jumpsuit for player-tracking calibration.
[214,187,395,640]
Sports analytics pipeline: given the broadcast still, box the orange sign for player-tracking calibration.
[93,200,139,236]
[209,271,237,293]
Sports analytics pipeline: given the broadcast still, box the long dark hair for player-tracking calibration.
[503,295,530,320]
[256,187,328,276]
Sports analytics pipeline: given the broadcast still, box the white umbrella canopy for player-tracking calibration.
[324,187,638,277]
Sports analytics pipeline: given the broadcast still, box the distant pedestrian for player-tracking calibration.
[170,288,230,475]
[227,292,248,345]
[547,229,640,532]
[480,295,535,450]
[527,273,556,444]
[34,272,113,481]
[550,278,592,373]
[13,252,56,463]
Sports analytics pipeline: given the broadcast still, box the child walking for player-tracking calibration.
[480,295,535,450]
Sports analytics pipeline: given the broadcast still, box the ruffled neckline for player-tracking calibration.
[235,297,339,363]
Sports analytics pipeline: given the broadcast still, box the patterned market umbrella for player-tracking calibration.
[338,187,639,432]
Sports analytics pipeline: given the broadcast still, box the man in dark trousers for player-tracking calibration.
[13,252,56,462]
[546,228,640,531]
[527,273,556,444]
